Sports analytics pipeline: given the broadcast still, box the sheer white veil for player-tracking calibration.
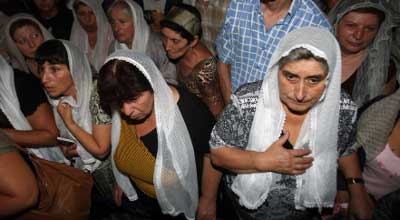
[108,50,198,219]
[5,13,53,73]
[46,40,101,172]
[0,55,65,162]
[68,0,114,71]
[232,27,341,210]
[110,0,150,53]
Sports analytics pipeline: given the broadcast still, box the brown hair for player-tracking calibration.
[98,59,153,112]
[347,7,385,25]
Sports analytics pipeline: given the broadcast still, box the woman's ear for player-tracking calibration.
[189,36,199,48]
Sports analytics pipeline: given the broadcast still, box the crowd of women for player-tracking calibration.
[0,0,399,220]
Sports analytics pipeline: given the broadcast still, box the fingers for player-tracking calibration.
[293,157,313,168]
[59,144,78,158]
[291,148,312,157]
[67,148,78,156]
[70,144,77,150]
[114,185,123,207]
[274,130,290,145]
[57,102,71,113]
[289,156,313,174]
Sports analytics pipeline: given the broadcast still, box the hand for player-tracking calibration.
[114,184,123,207]
[58,143,79,158]
[57,102,75,127]
[348,186,374,220]
[196,195,217,220]
[253,131,314,174]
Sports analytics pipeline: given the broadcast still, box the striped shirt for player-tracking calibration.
[216,0,331,92]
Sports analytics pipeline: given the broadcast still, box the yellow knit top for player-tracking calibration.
[114,119,156,198]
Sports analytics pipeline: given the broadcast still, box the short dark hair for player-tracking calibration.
[98,59,153,112]
[278,47,329,74]
[160,4,202,42]
[35,39,70,72]
[9,18,42,40]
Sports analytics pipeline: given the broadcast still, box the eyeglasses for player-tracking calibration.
[14,32,41,45]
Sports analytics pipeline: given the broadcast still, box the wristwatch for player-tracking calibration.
[346,177,364,185]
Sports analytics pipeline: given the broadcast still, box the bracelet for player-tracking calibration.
[346,177,364,185]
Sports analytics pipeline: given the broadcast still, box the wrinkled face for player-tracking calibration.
[13,25,45,59]
[40,61,75,98]
[109,7,134,47]
[278,59,328,115]
[76,3,97,32]
[33,0,57,13]
[336,11,380,55]
[161,27,192,60]
[120,91,154,121]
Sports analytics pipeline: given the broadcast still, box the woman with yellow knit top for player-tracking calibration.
[97,50,221,220]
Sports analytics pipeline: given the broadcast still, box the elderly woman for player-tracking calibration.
[161,4,224,117]
[69,0,114,72]
[0,54,62,161]
[328,0,397,107]
[97,50,221,219]
[5,13,53,78]
[209,27,364,219]
[107,0,177,85]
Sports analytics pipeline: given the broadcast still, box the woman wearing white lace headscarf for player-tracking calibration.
[97,50,220,219]
[209,27,359,219]
[0,55,63,162]
[329,0,397,107]
[5,13,53,78]
[107,0,177,85]
[68,0,114,72]
[35,39,105,172]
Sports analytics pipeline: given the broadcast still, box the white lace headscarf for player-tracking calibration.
[0,55,65,162]
[329,0,394,106]
[232,27,342,210]
[108,50,198,219]
[46,40,101,172]
[5,13,53,73]
[68,0,114,72]
[109,0,150,53]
